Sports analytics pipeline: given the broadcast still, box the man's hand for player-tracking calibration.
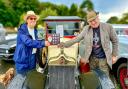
[58,42,65,48]
[45,41,50,46]
[112,56,117,64]
[80,58,87,65]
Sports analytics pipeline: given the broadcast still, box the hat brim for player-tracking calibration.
[87,15,97,22]
[24,14,39,21]
[87,11,99,22]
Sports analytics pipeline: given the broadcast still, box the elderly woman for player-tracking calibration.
[7,11,50,89]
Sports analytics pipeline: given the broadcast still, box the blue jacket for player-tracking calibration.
[13,23,45,73]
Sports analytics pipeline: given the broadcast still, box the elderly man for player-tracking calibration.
[59,10,118,77]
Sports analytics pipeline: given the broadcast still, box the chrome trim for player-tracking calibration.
[49,48,76,62]
[0,53,13,56]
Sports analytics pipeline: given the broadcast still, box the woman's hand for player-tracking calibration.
[45,41,50,46]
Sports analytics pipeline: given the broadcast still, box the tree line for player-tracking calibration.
[0,0,128,27]
[0,0,93,27]
[107,13,128,24]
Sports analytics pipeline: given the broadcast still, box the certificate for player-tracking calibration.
[56,25,64,37]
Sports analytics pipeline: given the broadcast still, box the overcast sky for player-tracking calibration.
[39,0,128,22]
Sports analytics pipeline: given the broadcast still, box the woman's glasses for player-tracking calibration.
[29,17,37,21]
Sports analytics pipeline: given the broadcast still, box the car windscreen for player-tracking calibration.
[46,21,79,36]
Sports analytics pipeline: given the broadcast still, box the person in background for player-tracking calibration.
[7,10,50,89]
[58,10,118,84]
[0,23,6,42]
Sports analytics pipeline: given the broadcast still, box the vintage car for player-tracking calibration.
[0,23,16,60]
[40,16,82,89]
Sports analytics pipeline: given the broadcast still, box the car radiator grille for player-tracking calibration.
[47,66,76,89]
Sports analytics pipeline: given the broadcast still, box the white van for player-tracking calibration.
[112,24,128,35]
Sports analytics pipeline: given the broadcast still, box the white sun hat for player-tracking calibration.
[24,10,39,21]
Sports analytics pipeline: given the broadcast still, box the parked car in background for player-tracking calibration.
[0,23,16,60]
[113,24,128,35]
[0,38,16,60]
[112,35,128,89]
[112,24,128,89]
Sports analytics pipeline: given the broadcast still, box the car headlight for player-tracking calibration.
[6,50,9,54]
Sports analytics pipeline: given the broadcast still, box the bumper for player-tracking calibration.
[0,53,13,59]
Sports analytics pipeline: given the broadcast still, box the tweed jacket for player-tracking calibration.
[64,22,119,69]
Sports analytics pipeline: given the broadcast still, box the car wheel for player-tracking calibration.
[37,47,47,68]
[117,63,128,89]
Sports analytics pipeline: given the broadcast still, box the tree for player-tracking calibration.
[80,0,94,11]
[19,13,26,25]
[0,0,40,27]
[38,2,58,12]
[0,0,6,8]
[107,16,119,24]
[69,3,78,16]
[77,8,86,18]
[0,0,19,27]
[0,0,6,24]
[57,5,69,16]
[78,0,94,19]
[119,13,128,24]
[39,8,58,24]
[10,0,39,14]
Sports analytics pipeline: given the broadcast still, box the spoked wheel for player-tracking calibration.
[118,63,128,89]
[37,47,47,68]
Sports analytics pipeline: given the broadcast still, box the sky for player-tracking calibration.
[39,0,128,22]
